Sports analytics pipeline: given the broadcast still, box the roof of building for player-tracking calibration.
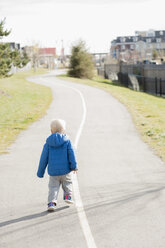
[112,30,165,45]
[39,48,56,56]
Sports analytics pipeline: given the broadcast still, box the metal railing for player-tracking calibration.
[118,73,165,96]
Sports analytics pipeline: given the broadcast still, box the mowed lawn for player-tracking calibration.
[0,69,52,153]
[58,74,165,162]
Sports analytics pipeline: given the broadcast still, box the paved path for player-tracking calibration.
[0,70,165,248]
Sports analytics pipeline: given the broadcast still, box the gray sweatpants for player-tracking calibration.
[48,173,72,204]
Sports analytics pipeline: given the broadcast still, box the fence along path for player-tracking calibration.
[102,63,165,96]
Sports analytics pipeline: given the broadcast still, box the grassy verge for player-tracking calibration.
[0,69,52,153]
[57,73,165,162]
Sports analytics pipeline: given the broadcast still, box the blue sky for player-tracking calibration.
[1,0,164,54]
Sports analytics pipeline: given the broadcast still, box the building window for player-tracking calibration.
[130,44,134,50]
[121,45,125,50]
[120,37,126,43]
[156,38,161,43]
[147,31,155,37]
[146,38,151,43]
[112,49,116,57]
[160,31,163,35]
[133,37,138,42]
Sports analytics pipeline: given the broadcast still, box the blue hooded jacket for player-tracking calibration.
[37,133,77,178]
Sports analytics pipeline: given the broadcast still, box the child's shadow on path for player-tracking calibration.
[0,206,70,228]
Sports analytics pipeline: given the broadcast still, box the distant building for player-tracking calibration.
[91,53,108,68]
[111,30,165,63]
[0,42,21,50]
[38,47,56,69]
[23,46,36,58]
[23,46,57,69]
[9,42,21,50]
[39,48,56,56]
[38,47,57,69]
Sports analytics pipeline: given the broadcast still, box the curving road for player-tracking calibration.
[0,70,165,248]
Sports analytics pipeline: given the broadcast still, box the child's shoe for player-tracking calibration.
[64,194,74,204]
[48,202,56,211]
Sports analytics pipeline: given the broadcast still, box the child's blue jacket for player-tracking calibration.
[37,133,77,178]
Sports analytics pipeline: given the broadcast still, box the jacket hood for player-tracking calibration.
[46,133,68,148]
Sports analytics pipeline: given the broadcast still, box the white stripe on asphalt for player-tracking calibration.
[68,86,97,248]
[39,77,97,248]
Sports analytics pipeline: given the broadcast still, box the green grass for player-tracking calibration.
[0,69,52,153]
[58,73,165,162]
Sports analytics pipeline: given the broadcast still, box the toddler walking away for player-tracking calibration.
[37,119,78,211]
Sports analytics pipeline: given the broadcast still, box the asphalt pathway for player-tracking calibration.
[0,70,165,248]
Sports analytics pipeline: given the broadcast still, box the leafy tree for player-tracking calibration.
[0,18,11,38]
[0,43,12,77]
[68,40,94,79]
[0,19,12,77]
[21,51,29,67]
[10,49,29,68]
[0,18,29,77]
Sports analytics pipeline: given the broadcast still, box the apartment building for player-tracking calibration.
[111,30,165,63]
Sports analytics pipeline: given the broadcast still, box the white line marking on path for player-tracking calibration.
[39,77,97,248]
